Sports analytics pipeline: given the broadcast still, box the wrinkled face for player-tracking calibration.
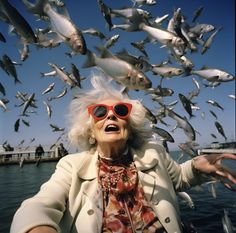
[90,99,131,147]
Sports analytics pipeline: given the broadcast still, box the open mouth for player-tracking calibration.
[104,124,120,132]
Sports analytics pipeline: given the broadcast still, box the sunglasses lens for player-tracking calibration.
[93,106,107,118]
[114,104,129,117]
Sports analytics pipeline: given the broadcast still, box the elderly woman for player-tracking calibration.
[11,74,236,233]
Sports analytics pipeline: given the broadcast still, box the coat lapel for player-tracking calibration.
[132,144,159,171]
[77,150,98,180]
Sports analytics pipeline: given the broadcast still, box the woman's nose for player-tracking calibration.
[107,110,117,120]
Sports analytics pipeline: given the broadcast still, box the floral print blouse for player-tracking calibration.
[98,153,167,233]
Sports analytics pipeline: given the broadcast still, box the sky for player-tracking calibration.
[0,0,235,152]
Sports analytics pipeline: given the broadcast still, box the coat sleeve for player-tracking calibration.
[153,142,209,191]
[10,156,76,233]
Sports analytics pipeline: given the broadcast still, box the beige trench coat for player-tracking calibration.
[11,141,204,233]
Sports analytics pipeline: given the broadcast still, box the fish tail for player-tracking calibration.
[182,67,192,77]
[15,78,22,84]
[22,0,49,16]
[190,114,196,119]
[40,72,45,77]
[82,50,95,68]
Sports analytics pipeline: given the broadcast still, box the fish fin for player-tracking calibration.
[200,65,210,70]
[59,5,71,20]
[116,48,129,55]
[22,0,48,17]
[14,78,22,84]
[95,46,114,58]
[81,50,96,68]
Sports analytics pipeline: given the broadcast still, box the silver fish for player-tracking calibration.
[14,118,20,132]
[36,29,61,48]
[131,0,156,7]
[111,23,141,32]
[97,0,113,31]
[139,23,185,48]
[105,34,120,49]
[48,63,77,87]
[178,93,194,118]
[111,7,151,22]
[49,0,65,7]
[0,32,6,42]
[22,119,30,127]
[50,123,65,132]
[209,182,217,198]
[15,91,28,103]
[165,108,196,141]
[43,101,52,118]
[151,65,183,78]
[70,63,84,88]
[210,133,217,139]
[0,0,37,43]
[206,99,224,111]
[115,49,145,69]
[2,54,21,84]
[201,27,222,54]
[42,83,55,94]
[215,121,227,141]
[82,28,106,40]
[40,69,61,77]
[209,110,218,119]
[228,94,236,100]
[147,85,174,97]
[0,82,6,96]
[189,24,215,37]
[143,106,157,124]
[222,209,234,233]
[21,93,36,116]
[82,48,152,90]
[23,0,87,54]
[192,6,204,23]
[152,14,169,28]
[47,88,67,101]
[177,192,195,209]
[19,43,29,61]
[130,41,148,57]
[187,78,200,100]
[191,67,235,82]
[167,8,182,35]
[152,126,174,142]
[0,98,8,111]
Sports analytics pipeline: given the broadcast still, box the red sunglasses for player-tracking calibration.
[87,102,132,121]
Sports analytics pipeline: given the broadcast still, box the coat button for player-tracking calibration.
[165,217,170,223]
[87,209,94,215]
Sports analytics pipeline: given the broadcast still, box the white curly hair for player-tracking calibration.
[67,73,152,151]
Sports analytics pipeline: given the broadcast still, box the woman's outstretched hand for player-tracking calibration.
[192,153,236,191]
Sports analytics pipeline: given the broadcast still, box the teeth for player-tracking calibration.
[105,124,119,132]
[108,125,116,129]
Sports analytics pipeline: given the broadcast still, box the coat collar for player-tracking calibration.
[77,142,159,180]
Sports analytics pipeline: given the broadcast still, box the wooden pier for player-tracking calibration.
[0,148,61,166]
